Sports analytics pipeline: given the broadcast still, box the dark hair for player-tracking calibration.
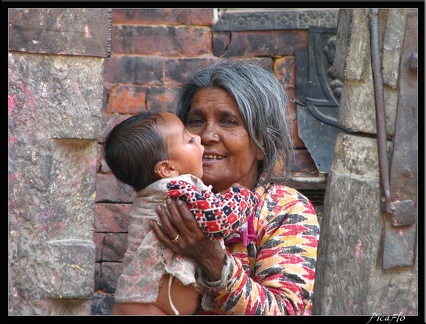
[103,112,167,192]
[176,59,293,182]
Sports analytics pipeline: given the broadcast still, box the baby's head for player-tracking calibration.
[103,111,204,192]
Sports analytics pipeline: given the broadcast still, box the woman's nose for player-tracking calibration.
[202,128,219,141]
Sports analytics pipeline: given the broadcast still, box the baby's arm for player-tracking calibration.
[167,180,258,240]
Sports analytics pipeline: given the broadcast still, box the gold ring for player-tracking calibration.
[171,234,179,244]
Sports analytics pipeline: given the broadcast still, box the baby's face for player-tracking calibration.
[158,112,204,178]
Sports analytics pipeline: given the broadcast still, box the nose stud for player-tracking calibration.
[213,134,218,138]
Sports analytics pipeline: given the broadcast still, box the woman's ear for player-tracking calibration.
[154,160,178,178]
[256,147,264,161]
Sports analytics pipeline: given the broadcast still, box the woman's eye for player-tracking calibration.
[187,118,204,126]
[222,118,237,125]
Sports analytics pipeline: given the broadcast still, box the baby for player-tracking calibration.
[103,111,257,315]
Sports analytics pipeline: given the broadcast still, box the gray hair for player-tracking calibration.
[176,59,293,182]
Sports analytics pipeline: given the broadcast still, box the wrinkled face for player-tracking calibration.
[185,87,263,193]
[159,112,204,179]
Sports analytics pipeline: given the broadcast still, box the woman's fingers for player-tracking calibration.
[163,198,202,237]
[151,199,226,267]
[154,201,175,237]
[151,198,210,250]
[151,199,195,249]
[164,197,186,231]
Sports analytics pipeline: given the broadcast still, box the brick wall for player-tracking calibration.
[92,8,325,315]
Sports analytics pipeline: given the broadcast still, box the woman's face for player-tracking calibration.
[185,87,263,193]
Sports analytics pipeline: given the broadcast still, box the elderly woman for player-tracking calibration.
[113,59,320,315]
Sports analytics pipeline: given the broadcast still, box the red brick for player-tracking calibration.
[95,173,135,203]
[97,143,107,172]
[103,233,127,262]
[91,291,114,315]
[286,88,297,120]
[146,86,180,112]
[103,55,164,84]
[286,90,305,148]
[213,30,308,57]
[102,83,114,113]
[94,262,101,290]
[291,149,319,176]
[165,58,273,85]
[94,232,127,263]
[99,262,122,292]
[212,31,230,56]
[165,58,217,84]
[113,9,213,27]
[292,119,305,148]
[107,85,148,114]
[274,56,296,88]
[113,9,167,25]
[272,153,290,179]
[112,25,212,56]
[95,203,131,233]
[165,9,213,26]
[94,233,105,262]
[99,115,131,144]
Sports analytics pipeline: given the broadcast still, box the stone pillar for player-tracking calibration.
[8,8,111,315]
[313,9,417,315]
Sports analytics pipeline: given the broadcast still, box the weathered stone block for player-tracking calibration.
[45,240,96,299]
[9,8,111,57]
[331,9,370,81]
[338,82,398,135]
[314,133,417,315]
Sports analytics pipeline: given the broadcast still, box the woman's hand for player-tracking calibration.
[150,197,227,281]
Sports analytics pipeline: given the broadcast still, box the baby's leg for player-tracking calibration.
[111,302,167,315]
[154,274,201,315]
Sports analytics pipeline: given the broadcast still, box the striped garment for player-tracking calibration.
[196,175,320,315]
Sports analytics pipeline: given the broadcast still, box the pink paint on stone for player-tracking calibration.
[9,135,16,145]
[8,95,15,114]
[355,239,362,261]
[85,25,92,38]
